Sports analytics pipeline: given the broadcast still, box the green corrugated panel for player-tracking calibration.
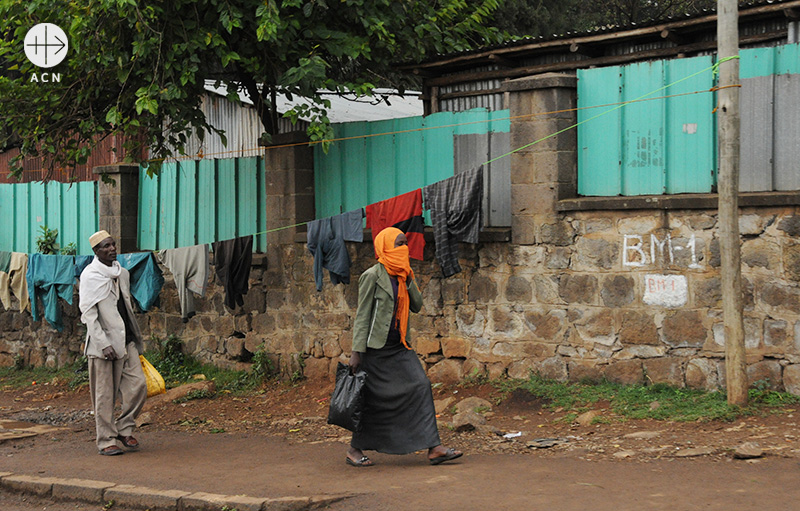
[314,123,345,219]
[0,181,97,254]
[196,159,217,245]
[489,109,511,132]
[740,43,800,78]
[423,111,456,185]
[342,122,368,214]
[237,157,258,241]
[367,118,397,204]
[158,163,178,249]
[138,168,160,250]
[454,108,489,136]
[216,158,237,241]
[28,182,46,253]
[77,182,98,255]
[177,160,198,248]
[621,60,666,195]
[394,116,425,194]
[0,184,13,251]
[578,65,623,196]
[665,56,715,193]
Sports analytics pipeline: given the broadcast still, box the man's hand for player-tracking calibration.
[102,346,116,361]
[349,352,362,374]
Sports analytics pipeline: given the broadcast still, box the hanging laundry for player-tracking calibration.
[158,244,209,322]
[365,189,425,260]
[117,252,165,312]
[422,165,484,278]
[0,252,30,312]
[307,209,364,291]
[26,254,76,331]
[74,255,93,279]
[212,235,252,310]
[0,251,10,273]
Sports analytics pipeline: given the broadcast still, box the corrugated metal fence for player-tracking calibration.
[578,42,800,196]
[0,181,98,255]
[137,157,267,252]
[314,108,511,226]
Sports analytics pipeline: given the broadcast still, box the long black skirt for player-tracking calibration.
[351,341,441,455]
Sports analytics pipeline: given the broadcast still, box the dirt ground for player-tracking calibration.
[2,375,800,510]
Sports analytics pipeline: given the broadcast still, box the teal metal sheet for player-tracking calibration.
[0,181,97,254]
[314,108,511,224]
[664,56,715,193]
[578,65,623,196]
[138,157,267,251]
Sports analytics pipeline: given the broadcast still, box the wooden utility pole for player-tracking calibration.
[717,0,748,406]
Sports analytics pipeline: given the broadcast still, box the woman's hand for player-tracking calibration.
[349,351,362,373]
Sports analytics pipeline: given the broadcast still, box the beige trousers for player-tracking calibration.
[89,342,147,450]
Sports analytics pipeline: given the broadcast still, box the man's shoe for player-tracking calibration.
[117,435,140,450]
[99,445,124,456]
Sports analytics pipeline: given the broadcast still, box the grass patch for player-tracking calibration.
[0,357,89,390]
[492,373,800,422]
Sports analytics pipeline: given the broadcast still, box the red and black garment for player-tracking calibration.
[365,189,425,260]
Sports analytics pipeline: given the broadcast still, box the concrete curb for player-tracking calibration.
[0,472,349,511]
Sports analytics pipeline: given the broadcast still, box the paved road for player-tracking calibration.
[3,425,800,511]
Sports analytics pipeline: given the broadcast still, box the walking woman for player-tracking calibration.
[346,226,462,467]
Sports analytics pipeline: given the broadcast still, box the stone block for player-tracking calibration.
[537,356,568,381]
[619,310,659,346]
[523,309,567,341]
[487,362,507,379]
[427,359,463,384]
[571,237,619,271]
[614,345,667,359]
[741,238,780,270]
[764,319,790,349]
[693,276,721,308]
[603,360,644,385]
[662,310,707,347]
[468,274,498,303]
[303,357,331,381]
[322,337,343,358]
[505,275,533,303]
[511,183,558,217]
[492,341,555,360]
[512,215,537,245]
[489,306,524,337]
[783,241,800,282]
[558,274,598,305]
[600,275,635,307]
[1,474,60,496]
[685,358,721,391]
[225,337,246,359]
[51,478,116,503]
[711,317,762,350]
[540,222,576,246]
[783,364,800,395]
[545,247,571,269]
[441,337,469,358]
[760,281,800,313]
[251,313,276,335]
[455,306,487,338]
[643,357,685,387]
[441,278,465,304]
[568,360,603,383]
[507,358,537,379]
[462,359,486,379]
[415,336,441,356]
[181,492,266,511]
[747,360,783,391]
[103,484,190,511]
[777,215,800,237]
[574,308,616,346]
[617,215,662,235]
[533,275,563,304]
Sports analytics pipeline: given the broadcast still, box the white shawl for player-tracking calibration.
[78,256,121,323]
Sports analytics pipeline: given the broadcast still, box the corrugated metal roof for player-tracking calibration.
[203,82,423,123]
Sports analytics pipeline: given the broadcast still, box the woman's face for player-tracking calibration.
[394,233,408,247]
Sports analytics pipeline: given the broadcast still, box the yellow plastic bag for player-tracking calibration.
[139,355,166,397]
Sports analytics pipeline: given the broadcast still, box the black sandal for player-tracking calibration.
[429,448,463,465]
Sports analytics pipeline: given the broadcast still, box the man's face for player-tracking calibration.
[93,237,117,265]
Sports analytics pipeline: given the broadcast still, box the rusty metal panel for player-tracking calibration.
[739,75,774,192]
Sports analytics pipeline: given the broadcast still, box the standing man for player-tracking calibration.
[79,230,147,456]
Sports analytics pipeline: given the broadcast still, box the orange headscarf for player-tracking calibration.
[374,227,415,349]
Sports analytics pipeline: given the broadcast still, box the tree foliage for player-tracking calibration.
[0,0,502,180]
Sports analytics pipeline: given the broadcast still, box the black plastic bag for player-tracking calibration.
[327,362,367,432]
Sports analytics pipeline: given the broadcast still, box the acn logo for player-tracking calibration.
[24,23,68,68]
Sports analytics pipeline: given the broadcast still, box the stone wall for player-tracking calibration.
[3,208,800,394]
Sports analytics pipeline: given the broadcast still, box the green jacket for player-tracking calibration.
[352,263,423,353]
